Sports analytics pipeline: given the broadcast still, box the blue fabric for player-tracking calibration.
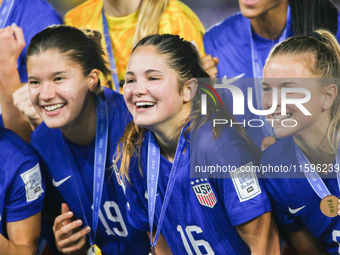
[204,11,340,147]
[0,127,44,233]
[126,122,270,254]
[31,88,150,255]
[261,136,340,254]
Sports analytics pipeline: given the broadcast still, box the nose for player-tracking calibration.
[39,82,56,102]
[132,80,148,97]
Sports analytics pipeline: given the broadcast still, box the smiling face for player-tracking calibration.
[238,0,286,19]
[262,54,326,138]
[27,50,97,131]
[124,45,190,133]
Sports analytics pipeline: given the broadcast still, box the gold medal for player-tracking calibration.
[320,195,339,217]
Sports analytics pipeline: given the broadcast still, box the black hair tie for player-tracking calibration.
[309,32,325,42]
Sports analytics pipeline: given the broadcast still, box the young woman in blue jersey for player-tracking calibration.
[0,127,44,255]
[117,34,280,254]
[204,0,339,150]
[26,25,150,255]
[261,30,340,254]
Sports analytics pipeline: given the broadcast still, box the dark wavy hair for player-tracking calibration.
[26,25,112,92]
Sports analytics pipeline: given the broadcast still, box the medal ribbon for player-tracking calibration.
[249,5,291,136]
[102,8,120,92]
[0,0,15,28]
[92,94,109,246]
[62,94,108,248]
[147,128,186,247]
[294,142,340,199]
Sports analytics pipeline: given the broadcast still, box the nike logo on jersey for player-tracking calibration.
[221,73,245,84]
[144,191,159,200]
[53,175,71,187]
[288,205,306,214]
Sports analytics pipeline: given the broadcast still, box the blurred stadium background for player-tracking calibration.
[46,0,340,30]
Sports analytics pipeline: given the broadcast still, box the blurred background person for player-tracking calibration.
[64,0,206,93]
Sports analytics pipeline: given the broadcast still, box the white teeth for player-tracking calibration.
[44,104,65,112]
[136,102,156,107]
[273,114,292,120]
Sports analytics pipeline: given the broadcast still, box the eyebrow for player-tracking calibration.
[28,71,68,80]
[125,69,163,76]
[145,69,163,74]
[262,81,299,87]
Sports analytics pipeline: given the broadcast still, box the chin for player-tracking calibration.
[273,127,294,139]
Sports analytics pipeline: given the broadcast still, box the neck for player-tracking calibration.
[153,123,184,163]
[250,0,289,40]
[103,0,141,17]
[294,124,335,172]
[61,93,97,145]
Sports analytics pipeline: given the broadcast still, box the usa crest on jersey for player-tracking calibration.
[191,179,217,208]
[113,162,126,194]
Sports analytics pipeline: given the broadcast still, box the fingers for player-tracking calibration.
[53,208,73,234]
[61,203,71,226]
[56,221,91,254]
[11,23,26,51]
[55,219,88,241]
[202,55,219,79]
[53,206,91,254]
[13,84,29,105]
[13,83,42,127]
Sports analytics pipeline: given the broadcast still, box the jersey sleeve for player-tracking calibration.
[5,145,44,222]
[210,139,271,226]
[158,0,205,56]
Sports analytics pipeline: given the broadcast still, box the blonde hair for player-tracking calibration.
[132,0,170,45]
[267,29,340,151]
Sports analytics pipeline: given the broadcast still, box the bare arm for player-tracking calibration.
[236,212,280,255]
[0,25,35,142]
[286,228,328,255]
[148,232,172,255]
[0,212,41,255]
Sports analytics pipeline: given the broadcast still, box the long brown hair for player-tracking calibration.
[117,34,252,182]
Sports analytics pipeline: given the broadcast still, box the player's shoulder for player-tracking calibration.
[11,0,62,24]
[104,87,126,108]
[205,12,245,37]
[193,121,253,151]
[31,122,52,142]
[0,127,35,159]
[261,136,295,165]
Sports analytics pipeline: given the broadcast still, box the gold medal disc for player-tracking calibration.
[320,195,339,217]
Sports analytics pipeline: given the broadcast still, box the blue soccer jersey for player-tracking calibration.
[125,123,271,254]
[0,127,44,233]
[261,136,340,254]
[203,10,340,147]
[31,88,150,255]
